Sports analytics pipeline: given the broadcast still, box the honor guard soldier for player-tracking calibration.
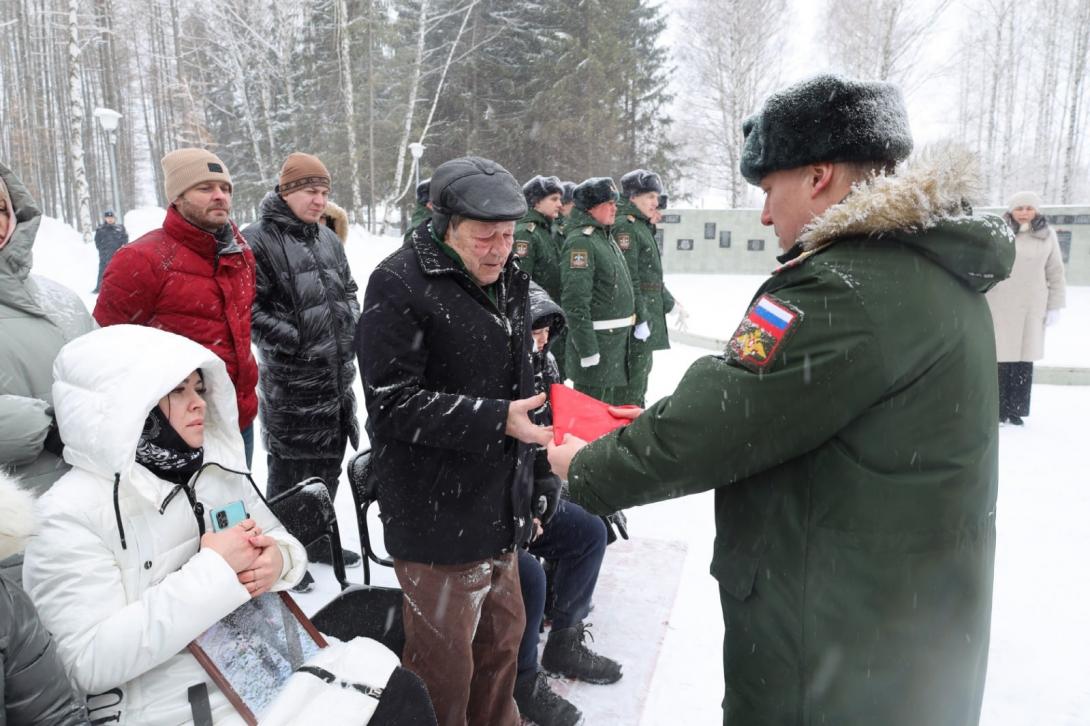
[612,169,675,406]
[560,177,635,404]
[516,175,567,377]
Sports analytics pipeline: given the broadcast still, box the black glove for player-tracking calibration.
[601,510,629,545]
[43,417,65,458]
[532,474,561,525]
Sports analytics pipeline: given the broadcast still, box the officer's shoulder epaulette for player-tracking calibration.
[772,245,826,275]
[527,221,536,232]
[582,226,594,236]
[627,214,636,222]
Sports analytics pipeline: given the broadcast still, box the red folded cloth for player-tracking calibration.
[550,383,639,445]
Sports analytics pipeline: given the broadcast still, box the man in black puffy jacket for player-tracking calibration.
[1,473,89,725]
[243,153,361,591]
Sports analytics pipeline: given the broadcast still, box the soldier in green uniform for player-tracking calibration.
[402,177,432,247]
[611,169,675,406]
[516,175,567,377]
[560,177,635,404]
[556,181,576,239]
[548,75,1014,726]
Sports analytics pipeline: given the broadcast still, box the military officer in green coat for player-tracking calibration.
[560,177,635,404]
[612,169,675,406]
[549,75,1014,726]
[516,175,568,377]
[402,177,432,247]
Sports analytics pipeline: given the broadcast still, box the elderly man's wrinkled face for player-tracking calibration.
[446,218,515,285]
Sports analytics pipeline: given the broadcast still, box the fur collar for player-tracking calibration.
[798,146,982,251]
[0,472,36,560]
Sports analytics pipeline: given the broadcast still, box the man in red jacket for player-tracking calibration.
[94,148,260,465]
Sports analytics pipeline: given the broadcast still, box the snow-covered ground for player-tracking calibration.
[29,212,1090,725]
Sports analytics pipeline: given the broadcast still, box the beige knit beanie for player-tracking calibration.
[278,153,331,195]
[1006,190,1043,211]
[161,148,232,202]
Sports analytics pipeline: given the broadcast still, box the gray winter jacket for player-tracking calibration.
[0,163,95,496]
[0,163,95,581]
[0,472,89,725]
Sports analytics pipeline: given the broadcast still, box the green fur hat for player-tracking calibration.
[740,74,913,185]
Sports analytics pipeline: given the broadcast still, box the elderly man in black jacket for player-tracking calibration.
[357,156,555,726]
[243,153,361,592]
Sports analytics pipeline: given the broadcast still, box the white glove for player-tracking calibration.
[633,321,651,341]
[1046,309,1061,327]
[580,353,600,368]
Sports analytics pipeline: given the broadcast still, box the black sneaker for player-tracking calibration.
[541,623,622,684]
[291,570,315,593]
[514,670,582,726]
[306,543,362,569]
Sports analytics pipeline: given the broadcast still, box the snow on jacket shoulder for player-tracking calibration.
[92,206,259,429]
[23,325,306,726]
[0,472,90,725]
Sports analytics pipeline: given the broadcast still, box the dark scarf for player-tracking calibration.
[135,406,204,485]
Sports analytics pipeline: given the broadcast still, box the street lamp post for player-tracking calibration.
[408,142,425,192]
[93,107,123,218]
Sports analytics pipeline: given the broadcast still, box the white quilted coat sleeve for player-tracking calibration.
[24,503,250,695]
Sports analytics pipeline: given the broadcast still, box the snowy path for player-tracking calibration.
[31,215,1090,725]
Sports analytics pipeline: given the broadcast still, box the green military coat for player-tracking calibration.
[567,160,1015,726]
[560,207,635,389]
[514,208,563,304]
[613,198,675,351]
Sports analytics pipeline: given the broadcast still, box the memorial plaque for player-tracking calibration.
[747,239,765,251]
[704,222,716,239]
[1057,230,1071,263]
[654,229,664,254]
[660,214,681,224]
[1075,215,1090,224]
[719,230,731,248]
[677,238,694,251]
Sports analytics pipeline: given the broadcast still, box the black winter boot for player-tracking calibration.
[541,623,622,684]
[514,670,583,726]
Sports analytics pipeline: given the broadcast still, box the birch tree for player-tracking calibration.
[67,0,93,241]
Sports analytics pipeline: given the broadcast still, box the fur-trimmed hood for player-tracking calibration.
[323,200,350,243]
[797,146,1015,292]
[0,471,36,560]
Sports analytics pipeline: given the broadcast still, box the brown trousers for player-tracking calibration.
[394,554,525,726]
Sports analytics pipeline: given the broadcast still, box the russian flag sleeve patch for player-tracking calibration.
[727,294,803,372]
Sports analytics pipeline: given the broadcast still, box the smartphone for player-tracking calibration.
[209,500,248,532]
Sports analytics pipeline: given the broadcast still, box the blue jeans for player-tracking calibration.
[517,499,608,676]
[241,425,254,469]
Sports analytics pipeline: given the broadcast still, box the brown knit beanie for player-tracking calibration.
[161,148,232,202]
[278,153,331,195]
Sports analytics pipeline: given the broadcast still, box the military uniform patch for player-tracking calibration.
[616,233,631,251]
[727,294,803,372]
[627,214,636,222]
[527,222,537,233]
[570,249,589,269]
[515,240,530,257]
[582,226,594,236]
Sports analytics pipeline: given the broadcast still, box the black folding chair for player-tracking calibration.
[267,478,350,591]
[310,449,405,656]
[345,449,395,585]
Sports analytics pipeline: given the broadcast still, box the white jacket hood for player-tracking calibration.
[52,325,246,492]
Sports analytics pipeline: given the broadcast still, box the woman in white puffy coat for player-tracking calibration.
[984,191,1066,425]
[22,325,309,725]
